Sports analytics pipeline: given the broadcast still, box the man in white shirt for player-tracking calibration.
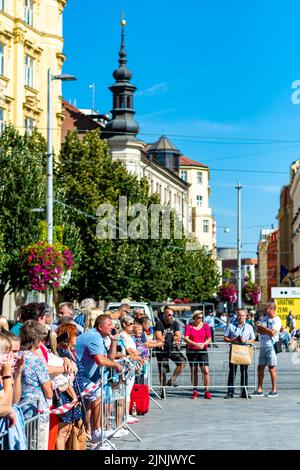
[251,301,282,398]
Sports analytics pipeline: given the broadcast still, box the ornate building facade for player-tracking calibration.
[0,0,67,153]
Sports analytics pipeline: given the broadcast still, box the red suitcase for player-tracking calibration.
[129,384,150,415]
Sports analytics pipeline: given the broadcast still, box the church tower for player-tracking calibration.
[103,18,144,176]
[103,18,139,141]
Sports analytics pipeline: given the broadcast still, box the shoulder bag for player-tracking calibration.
[230,344,253,365]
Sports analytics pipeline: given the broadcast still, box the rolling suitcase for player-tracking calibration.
[129,384,150,415]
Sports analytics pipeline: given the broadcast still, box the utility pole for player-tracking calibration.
[46,69,76,306]
[236,183,242,308]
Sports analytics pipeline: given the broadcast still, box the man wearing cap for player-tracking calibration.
[224,308,255,399]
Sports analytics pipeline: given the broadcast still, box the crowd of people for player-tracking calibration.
[0,300,163,450]
[0,298,296,450]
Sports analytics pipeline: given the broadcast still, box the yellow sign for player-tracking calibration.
[275,298,300,328]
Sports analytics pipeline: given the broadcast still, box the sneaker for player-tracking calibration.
[91,429,106,444]
[113,428,130,438]
[266,391,278,398]
[191,390,199,399]
[251,390,264,397]
[127,415,140,424]
[204,391,212,399]
[224,393,233,399]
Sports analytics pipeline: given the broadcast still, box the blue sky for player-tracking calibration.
[62,0,300,257]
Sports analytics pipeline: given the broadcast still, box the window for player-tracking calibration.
[25,117,35,135]
[0,108,4,133]
[0,0,5,11]
[25,0,34,26]
[25,55,34,88]
[197,172,203,184]
[196,195,203,207]
[203,219,209,233]
[0,44,4,76]
[180,170,187,182]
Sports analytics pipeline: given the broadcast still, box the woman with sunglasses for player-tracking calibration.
[184,310,212,400]
[118,314,142,432]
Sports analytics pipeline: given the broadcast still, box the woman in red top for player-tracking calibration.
[184,310,212,400]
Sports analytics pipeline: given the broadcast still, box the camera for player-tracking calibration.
[111,328,117,336]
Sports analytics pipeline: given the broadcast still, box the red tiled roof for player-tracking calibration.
[180,156,208,168]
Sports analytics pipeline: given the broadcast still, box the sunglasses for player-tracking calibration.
[126,322,134,325]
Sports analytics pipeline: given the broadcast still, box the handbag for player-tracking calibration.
[230,344,253,365]
[65,419,86,451]
[273,340,282,354]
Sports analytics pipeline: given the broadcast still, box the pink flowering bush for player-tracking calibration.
[218,282,238,303]
[19,241,74,291]
[242,281,261,306]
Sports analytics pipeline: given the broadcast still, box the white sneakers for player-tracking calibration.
[91,428,114,443]
[127,415,139,424]
[113,428,130,438]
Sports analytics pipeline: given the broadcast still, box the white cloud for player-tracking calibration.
[139,108,175,120]
[136,82,168,97]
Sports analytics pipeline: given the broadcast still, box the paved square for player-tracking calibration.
[114,351,300,450]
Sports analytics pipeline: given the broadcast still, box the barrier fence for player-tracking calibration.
[0,401,42,450]
[149,343,257,399]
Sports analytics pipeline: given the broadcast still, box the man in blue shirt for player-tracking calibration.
[224,309,255,399]
[76,314,122,444]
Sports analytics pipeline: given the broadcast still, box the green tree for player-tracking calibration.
[57,129,220,302]
[0,126,47,312]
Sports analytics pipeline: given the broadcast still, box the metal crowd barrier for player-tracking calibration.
[92,365,142,450]
[0,401,41,450]
[149,343,257,399]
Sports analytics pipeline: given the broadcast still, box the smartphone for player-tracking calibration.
[56,331,69,344]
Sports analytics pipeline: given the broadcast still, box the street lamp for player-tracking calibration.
[47,69,76,303]
[236,183,242,308]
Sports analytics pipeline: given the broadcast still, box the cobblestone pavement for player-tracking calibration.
[113,351,300,450]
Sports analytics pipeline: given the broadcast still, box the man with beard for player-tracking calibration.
[154,306,186,389]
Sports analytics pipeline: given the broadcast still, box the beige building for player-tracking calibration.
[289,160,300,285]
[0,0,67,153]
[1,0,67,319]
[179,156,215,251]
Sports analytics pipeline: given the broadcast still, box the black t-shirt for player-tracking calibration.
[155,318,181,353]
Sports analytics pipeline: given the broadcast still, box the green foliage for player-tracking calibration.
[57,129,220,302]
[0,125,82,311]
[0,126,47,301]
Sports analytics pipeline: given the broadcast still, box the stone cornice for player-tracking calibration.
[0,27,13,45]
[13,26,26,45]
[56,52,66,68]
[24,39,43,58]
[57,0,67,14]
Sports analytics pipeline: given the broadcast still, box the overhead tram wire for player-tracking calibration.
[7,125,300,144]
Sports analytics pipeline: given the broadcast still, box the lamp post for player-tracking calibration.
[236,183,242,308]
[46,69,76,304]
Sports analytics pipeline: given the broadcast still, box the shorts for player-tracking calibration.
[259,346,277,367]
[157,350,187,373]
[186,350,209,367]
[82,377,102,402]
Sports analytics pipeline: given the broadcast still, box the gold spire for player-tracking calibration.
[121,10,126,27]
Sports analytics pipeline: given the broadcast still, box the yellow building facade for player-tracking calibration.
[0,0,67,154]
